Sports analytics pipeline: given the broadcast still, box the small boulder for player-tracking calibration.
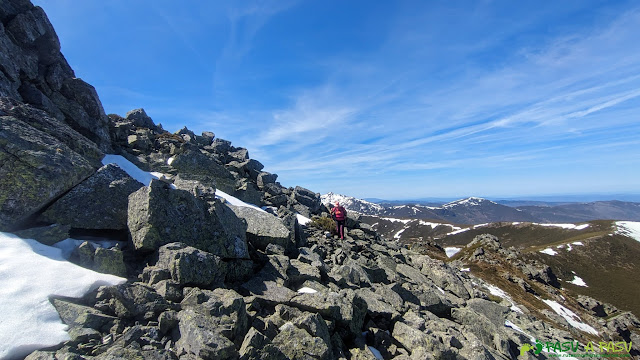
[229,205,292,252]
[155,242,226,287]
[93,247,127,277]
[125,108,156,129]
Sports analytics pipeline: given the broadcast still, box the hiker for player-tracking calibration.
[330,201,347,239]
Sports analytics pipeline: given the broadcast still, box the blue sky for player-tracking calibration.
[34,0,640,200]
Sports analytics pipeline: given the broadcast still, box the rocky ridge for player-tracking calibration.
[1,1,639,359]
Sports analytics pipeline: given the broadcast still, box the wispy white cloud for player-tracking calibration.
[252,6,640,197]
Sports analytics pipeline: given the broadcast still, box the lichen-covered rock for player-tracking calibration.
[40,164,143,229]
[181,288,249,346]
[13,223,70,245]
[329,259,372,288]
[154,242,226,287]
[289,289,367,338]
[169,149,236,193]
[92,283,170,320]
[127,179,249,258]
[0,98,102,231]
[50,298,116,331]
[392,321,432,354]
[256,171,278,189]
[233,178,264,206]
[272,322,331,360]
[239,327,288,360]
[176,308,239,360]
[242,279,297,304]
[230,205,292,251]
[411,255,471,300]
[93,247,127,277]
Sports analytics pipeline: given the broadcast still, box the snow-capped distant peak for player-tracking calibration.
[321,192,384,215]
[442,197,494,209]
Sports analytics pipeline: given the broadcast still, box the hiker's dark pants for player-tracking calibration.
[335,219,346,239]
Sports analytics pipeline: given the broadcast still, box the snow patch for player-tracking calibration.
[446,227,471,236]
[297,287,318,294]
[0,232,126,359]
[504,320,536,342]
[445,247,461,258]
[615,221,640,242]
[419,221,456,229]
[542,299,598,335]
[215,189,265,212]
[572,241,584,246]
[535,223,590,230]
[539,248,558,256]
[296,214,312,226]
[393,228,406,239]
[53,239,120,259]
[102,154,175,188]
[568,276,588,287]
[486,284,524,314]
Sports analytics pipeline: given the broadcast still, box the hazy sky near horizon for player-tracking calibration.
[33,0,640,199]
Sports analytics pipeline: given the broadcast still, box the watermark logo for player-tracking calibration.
[520,342,543,357]
[519,340,632,358]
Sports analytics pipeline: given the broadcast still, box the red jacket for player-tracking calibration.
[331,205,347,221]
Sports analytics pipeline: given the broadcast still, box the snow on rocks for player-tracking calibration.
[0,232,125,359]
[381,217,412,224]
[504,320,536,342]
[53,238,121,259]
[542,299,599,335]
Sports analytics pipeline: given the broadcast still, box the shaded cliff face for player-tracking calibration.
[0,0,112,152]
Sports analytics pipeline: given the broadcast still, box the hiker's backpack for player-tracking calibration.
[333,206,346,221]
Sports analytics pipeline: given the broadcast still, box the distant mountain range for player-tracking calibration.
[322,192,640,225]
[366,193,640,204]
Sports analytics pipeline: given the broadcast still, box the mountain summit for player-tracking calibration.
[321,192,384,214]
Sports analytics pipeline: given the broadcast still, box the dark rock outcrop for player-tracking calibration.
[0,1,112,151]
[0,97,102,230]
[39,163,144,230]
